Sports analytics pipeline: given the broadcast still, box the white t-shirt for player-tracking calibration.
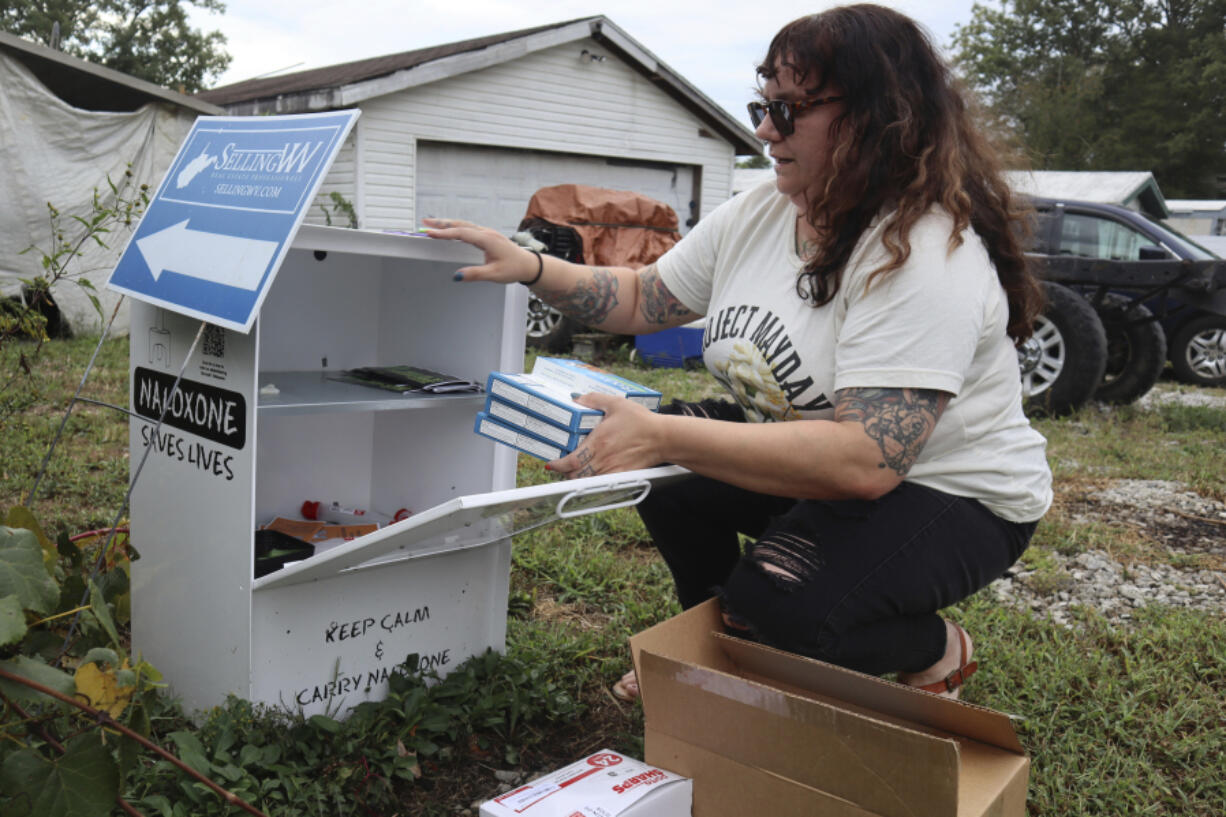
[656,180,1052,523]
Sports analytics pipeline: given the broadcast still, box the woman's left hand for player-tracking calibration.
[420,217,539,284]
[547,392,664,478]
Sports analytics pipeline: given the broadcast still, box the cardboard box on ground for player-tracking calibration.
[629,599,1029,817]
[479,749,692,817]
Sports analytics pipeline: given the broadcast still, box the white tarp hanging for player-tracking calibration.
[0,51,196,336]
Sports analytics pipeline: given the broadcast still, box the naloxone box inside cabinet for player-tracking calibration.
[629,599,1029,817]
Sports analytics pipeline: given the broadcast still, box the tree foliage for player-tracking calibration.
[0,0,231,93]
[953,0,1226,197]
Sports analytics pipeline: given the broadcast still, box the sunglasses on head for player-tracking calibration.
[747,95,845,136]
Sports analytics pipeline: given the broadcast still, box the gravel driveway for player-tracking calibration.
[992,387,1226,627]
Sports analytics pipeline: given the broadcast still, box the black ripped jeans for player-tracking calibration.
[636,475,1036,675]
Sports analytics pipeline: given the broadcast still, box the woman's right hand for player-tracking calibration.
[421,217,539,284]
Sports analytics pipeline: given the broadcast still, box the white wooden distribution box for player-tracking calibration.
[128,226,686,717]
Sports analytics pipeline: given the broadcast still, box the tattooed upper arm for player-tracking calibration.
[539,267,621,326]
[834,388,950,477]
[637,264,700,326]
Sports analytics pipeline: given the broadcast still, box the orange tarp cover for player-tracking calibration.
[521,184,681,267]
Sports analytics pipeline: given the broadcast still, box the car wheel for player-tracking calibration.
[525,293,576,352]
[1091,293,1167,404]
[1168,314,1226,387]
[1018,282,1108,416]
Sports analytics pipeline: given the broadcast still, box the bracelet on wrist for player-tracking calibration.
[521,250,544,287]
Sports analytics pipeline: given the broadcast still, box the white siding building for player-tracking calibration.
[1164,200,1226,237]
[1005,170,1170,220]
[198,17,762,236]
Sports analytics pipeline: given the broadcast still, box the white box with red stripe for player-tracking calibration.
[479,749,692,817]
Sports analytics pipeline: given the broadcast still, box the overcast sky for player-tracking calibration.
[192,0,982,124]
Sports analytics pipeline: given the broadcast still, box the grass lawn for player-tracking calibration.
[2,335,1224,816]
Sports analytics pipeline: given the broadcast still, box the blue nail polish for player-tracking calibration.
[453,272,464,282]
[570,392,581,399]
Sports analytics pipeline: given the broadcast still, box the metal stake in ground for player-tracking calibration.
[24,295,127,507]
[54,320,207,661]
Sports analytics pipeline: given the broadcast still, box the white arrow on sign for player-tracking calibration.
[136,220,279,291]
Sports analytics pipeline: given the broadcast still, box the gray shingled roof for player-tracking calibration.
[197,19,571,107]
[194,16,761,156]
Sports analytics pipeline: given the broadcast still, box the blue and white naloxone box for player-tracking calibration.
[484,395,586,450]
[485,371,604,434]
[474,411,567,461]
[532,357,662,410]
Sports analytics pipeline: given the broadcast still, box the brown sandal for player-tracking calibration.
[611,669,639,702]
[915,621,978,696]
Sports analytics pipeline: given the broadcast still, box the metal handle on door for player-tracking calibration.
[556,479,652,518]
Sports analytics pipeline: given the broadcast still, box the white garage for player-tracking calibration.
[415,141,696,235]
[199,17,759,233]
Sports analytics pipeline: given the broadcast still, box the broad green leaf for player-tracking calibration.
[4,508,54,556]
[129,698,152,738]
[0,734,118,817]
[168,731,212,776]
[137,794,173,817]
[80,648,120,669]
[96,568,128,605]
[133,658,163,683]
[116,733,139,781]
[0,527,59,614]
[215,763,244,782]
[57,531,84,570]
[0,594,27,646]
[239,743,262,766]
[88,581,121,647]
[0,655,76,702]
[308,713,341,733]
[212,726,236,757]
[21,628,62,663]
[57,573,87,616]
[111,590,131,627]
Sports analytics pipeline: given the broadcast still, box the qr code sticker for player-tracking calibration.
[203,324,226,358]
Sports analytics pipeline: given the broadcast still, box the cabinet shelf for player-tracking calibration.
[256,370,484,416]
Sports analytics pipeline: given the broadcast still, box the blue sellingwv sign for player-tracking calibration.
[107,110,360,333]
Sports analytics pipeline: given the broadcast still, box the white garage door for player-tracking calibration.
[416,142,695,236]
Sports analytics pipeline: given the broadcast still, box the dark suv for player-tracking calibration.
[1019,196,1226,413]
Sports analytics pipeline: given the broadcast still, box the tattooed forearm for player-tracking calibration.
[638,265,698,325]
[834,388,949,477]
[542,268,620,326]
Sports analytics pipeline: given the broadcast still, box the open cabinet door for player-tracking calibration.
[249,466,689,715]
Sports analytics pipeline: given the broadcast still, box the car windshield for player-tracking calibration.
[1140,214,1220,260]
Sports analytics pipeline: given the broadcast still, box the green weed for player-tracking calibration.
[0,335,130,536]
[120,650,580,816]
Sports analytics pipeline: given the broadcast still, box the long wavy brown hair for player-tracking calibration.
[758,4,1043,342]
